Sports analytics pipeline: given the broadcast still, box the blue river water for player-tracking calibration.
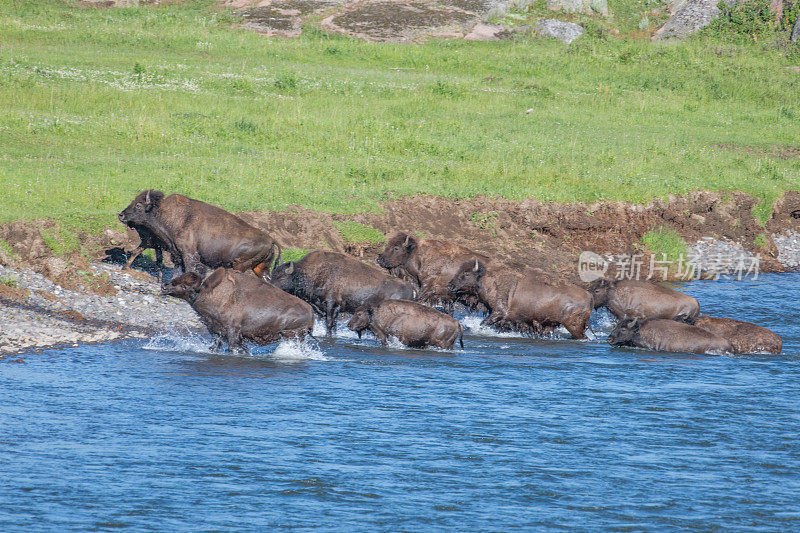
[2,273,800,530]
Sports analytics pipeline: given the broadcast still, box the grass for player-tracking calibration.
[0,238,16,260]
[641,227,690,271]
[0,274,19,287]
[39,226,81,256]
[333,221,386,244]
[0,0,799,234]
[281,247,310,263]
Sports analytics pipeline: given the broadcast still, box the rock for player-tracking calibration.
[546,0,608,16]
[792,16,800,43]
[464,23,510,41]
[652,0,721,41]
[42,257,68,279]
[535,19,585,44]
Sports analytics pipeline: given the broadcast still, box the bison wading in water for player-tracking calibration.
[689,315,782,354]
[376,232,490,314]
[162,268,314,354]
[118,190,281,279]
[608,317,732,355]
[270,250,417,335]
[347,299,464,350]
[588,278,699,322]
[448,258,593,339]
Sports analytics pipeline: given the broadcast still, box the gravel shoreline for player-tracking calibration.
[0,263,201,356]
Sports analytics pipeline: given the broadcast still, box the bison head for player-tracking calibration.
[376,233,417,269]
[270,261,296,293]
[448,258,486,296]
[588,278,615,309]
[347,307,373,339]
[162,271,203,302]
[607,317,640,346]
[118,189,165,226]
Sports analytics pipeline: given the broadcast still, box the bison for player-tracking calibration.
[376,232,490,313]
[448,258,593,339]
[608,317,732,355]
[347,299,464,350]
[588,278,699,322]
[270,250,417,335]
[689,315,782,354]
[119,190,281,279]
[162,268,313,355]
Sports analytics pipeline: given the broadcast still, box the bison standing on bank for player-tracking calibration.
[270,250,417,334]
[119,190,281,279]
[608,317,732,355]
[689,315,782,354]
[347,299,464,350]
[376,233,489,313]
[448,258,593,339]
[163,268,313,354]
[588,278,699,322]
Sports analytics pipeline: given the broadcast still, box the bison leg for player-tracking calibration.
[154,247,164,282]
[226,329,249,355]
[372,327,388,346]
[324,302,339,336]
[209,334,224,353]
[123,243,146,270]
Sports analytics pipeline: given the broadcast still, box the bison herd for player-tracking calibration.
[119,190,783,356]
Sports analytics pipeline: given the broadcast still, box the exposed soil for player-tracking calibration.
[242,0,342,36]
[2,191,798,290]
[717,143,800,160]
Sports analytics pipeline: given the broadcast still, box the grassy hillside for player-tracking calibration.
[1,0,799,232]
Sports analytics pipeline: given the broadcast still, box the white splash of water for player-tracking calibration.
[143,330,216,354]
[269,339,328,361]
[460,315,524,338]
[311,318,360,339]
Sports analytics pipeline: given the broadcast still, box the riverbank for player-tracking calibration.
[3,191,800,356]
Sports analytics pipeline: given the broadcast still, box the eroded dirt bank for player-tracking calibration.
[2,190,800,356]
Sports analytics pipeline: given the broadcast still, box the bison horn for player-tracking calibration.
[285,261,294,275]
[403,234,411,247]
[145,189,151,205]
[473,259,480,272]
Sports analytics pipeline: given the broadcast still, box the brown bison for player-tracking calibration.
[162,268,313,355]
[689,315,782,354]
[270,250,417,335]
[119,190,281,279]
[376,232,490,313]
[448,259,593,339]
[608,317,732,355]
[347,299,464,350]
[588,278,699,321]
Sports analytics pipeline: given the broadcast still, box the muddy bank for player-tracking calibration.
[2,190,800,356]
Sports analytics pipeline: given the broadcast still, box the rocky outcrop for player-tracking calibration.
[792,15,800,42]
[535,19,585,43]
[652,0,721,41]
[546,0,608,16]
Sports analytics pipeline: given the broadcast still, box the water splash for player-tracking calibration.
[143,329,216,354]
[311,319,360,339]
[269,339,328,361]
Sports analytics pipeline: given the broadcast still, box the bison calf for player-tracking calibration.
[589,278,699,321]
[347,299,464,350]
[690,315,782,354]
[162,268,313,355]
[608,317,732,355]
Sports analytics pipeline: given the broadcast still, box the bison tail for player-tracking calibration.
[458,323,464,349]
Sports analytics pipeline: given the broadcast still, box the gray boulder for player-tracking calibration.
[546,0,608,16]
[652,0,723,41]
[792,15,800,43]
[535,19,585,43]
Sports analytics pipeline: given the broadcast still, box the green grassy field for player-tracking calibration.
[1,0,799,232]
